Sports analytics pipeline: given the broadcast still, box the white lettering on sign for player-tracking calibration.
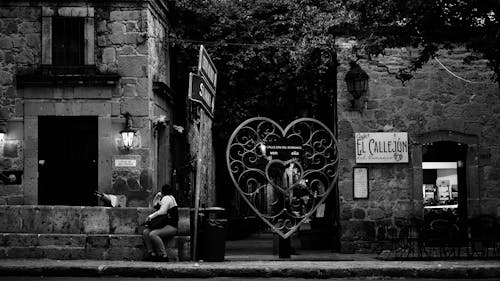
[198,45,217,91]
[198,82,214,109]
[114,159,137,167]
[355,132,409,163]
[189,73,215,117]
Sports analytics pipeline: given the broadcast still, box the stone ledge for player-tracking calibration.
[0,205,190,236]
[0,234,191,261]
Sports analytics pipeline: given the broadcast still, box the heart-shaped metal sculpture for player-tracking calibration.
[226,117,339,238]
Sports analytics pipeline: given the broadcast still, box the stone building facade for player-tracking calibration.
[335,41,500,252]
[0,0,192,207]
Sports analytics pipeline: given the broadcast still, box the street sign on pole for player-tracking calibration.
[198,45,217,92]
[188,72,215,117]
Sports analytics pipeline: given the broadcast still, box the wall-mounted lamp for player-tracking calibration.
[345,61,369,108]
[0,109,8,143]
[152,115,168,132]
[120,112,136,149]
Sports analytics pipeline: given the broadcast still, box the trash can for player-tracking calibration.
[200,207,227,261]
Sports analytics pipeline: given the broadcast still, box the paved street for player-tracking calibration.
[1,277,499,281]
[1,259,500,279]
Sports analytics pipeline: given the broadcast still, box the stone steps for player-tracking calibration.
[0,205,191,261]
[0,234,190,260]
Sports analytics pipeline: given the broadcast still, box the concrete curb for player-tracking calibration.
[1,260,500,278]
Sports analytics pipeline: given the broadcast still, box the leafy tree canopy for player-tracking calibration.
[168,0,499,212]
[170,0,499,132]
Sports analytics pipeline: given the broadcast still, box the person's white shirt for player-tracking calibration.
[148,194,177,220]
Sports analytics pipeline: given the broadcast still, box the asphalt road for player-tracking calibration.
[1,277,498,281]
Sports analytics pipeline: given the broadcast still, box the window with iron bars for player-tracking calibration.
[52,17,85,67]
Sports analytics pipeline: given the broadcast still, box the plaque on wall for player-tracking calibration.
[353,167,369,199]
[114,159,136,167]
[113,155,141,170]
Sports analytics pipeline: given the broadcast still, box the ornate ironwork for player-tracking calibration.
[226,117,339,238]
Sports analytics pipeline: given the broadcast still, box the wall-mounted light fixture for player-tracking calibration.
[344,61,369,109]
[0,109,8,143]
[120,112,135,149]
[152,115,168,132]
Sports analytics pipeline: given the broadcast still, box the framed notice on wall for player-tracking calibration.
[353,167,369,199]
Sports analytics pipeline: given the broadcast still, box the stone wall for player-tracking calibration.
[97,4,172,206]
[0,205,191,260]
[0,6,40,115]
[335,40,500,253]
[0,1,173,207]
[0,5,41,205]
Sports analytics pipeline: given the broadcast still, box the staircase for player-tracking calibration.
[0,205,190,261]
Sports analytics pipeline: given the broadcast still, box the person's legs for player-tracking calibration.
[149,225,177,258]
[142,228,156,260]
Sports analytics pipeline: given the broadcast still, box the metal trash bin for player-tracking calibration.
[200,207,226,261]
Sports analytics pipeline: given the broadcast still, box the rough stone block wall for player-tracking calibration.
[0,205,191,260]
[0,2,173,207]
[335,40,500,253]
[96,5,172,207]
[0,6,40,204]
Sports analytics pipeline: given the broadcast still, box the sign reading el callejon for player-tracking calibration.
[355,132,409,163]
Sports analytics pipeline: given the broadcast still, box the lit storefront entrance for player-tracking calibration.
[422,141,467,227]
[38,116,98,206]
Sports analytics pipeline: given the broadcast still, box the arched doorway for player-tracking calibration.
[412,131,479,224]
[421,141,467,225]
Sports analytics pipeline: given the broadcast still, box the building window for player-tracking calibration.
[52,17,85,66]
[42,7,95,72]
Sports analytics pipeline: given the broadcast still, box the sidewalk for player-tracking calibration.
[1,257,500,278]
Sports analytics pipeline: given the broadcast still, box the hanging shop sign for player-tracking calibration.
[355,132,408,163]
[189,72,215,117]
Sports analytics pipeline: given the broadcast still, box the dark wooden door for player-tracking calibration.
[38,116,98,206]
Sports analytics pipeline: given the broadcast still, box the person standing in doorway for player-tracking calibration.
[142,184,178,261]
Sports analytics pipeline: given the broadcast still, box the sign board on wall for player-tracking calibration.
[353,167,369,199]
[355,132,409,163]
[113,155,141,170]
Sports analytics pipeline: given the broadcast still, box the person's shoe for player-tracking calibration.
[143,252,157,261]
[154,255,169,262]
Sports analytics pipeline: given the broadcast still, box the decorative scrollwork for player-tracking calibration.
[226,117,339,238]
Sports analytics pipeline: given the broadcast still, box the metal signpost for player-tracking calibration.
[190,45,217,261]
[226,117,339,258]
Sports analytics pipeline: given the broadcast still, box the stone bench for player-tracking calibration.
[0,205,190,261]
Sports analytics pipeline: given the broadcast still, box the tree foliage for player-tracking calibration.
[170,0,499,130]
[349,0,500,82]
[168,0,499,209]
